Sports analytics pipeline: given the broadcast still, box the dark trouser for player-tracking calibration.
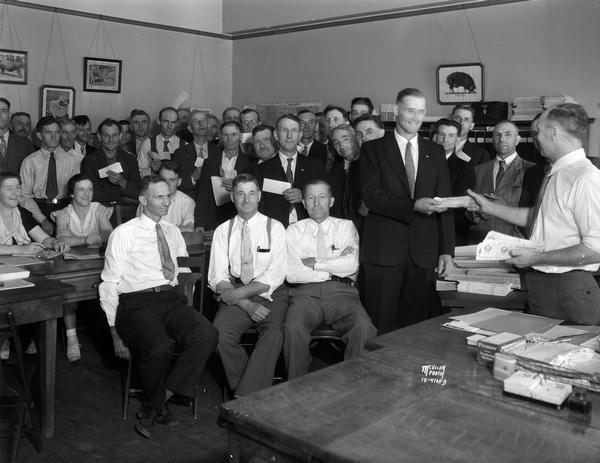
[362,257,441,335]
[525,270,600,325]
[213,285,288,396]
[283,281,376,379]
[115,292,218,410]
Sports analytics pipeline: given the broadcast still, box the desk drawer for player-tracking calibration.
[45,270,101,303]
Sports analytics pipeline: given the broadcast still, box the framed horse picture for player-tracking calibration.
[0,49,28,85]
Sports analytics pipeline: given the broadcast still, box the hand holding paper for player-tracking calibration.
[99,162,123,179]
[433,196,472,208]
[263,178,292,195]
[476,231,544,261]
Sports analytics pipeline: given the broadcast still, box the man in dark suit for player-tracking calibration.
[360,88,454,334]
[433,118,475,246]
[81,118,141,205]
[0,99,36,173]
[240,108,260,160]
[451,104,490,166]
[172,110,219,199]
[255,114,325,228]
[297,110,327,168]
[195,120,250,230]
[122,109,150,158]
[73,115,98,158]
[245,124,278,175]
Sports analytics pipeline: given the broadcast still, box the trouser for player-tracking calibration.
[213,285,288,396]
[283,281,376,379]
[525,270,600,325]
[362,257,441,335]
[115,291,218,409]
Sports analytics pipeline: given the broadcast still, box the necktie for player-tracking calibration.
[404,141,416,198]
[316,223,328,259]
[495,160,506,189]
[285,157,294,184]
[300,145,308,157]
[163,140,169,152]
[46,152,58,200]
[240,220,254,284]
[528,173,552,239]
[155,223,175,281]
[0,135,7,163]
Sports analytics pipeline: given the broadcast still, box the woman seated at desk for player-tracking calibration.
[0,171,69,359]
[52,173,113,362]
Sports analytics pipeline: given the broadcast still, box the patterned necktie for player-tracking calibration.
[240,220,254,284]
[285,157,294,184]
[316,223,328,259]
[495,160,506,190]
[46,152,58,200]
[300,145,308,157]
[0,135,7,163]
[155,223,175,281]
[163,140,169,152]
[404,141,416,198]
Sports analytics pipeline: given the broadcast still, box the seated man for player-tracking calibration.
[208,173,287,396]
[72,115,97,158]
[136,161,195,232]
[99,175,218,439]
[284,180,376,379]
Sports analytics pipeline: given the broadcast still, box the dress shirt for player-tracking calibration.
[394,130,419,177]
[530,148,600,274]
[73,141,87,157]
[220,152,238,173]
[279,151,298,224]
[0,131,8,148]
[286,216,359,284]
[492,152,518,189]
[137,135,182,177]
[68,147,84,163]
[208,212,286,300]
[298,140,314,154]
[136,190,194,229]
[99,213,188,326]
[20,147,81,201]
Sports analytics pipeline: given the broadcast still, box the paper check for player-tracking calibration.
[263,178,292,195]
[433,196,471,208]
[98,162,123,179]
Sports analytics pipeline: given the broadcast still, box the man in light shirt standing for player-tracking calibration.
[99,175,217,439]
[208,173,288,396]
[284,179,376,379]
[468,103,600,325]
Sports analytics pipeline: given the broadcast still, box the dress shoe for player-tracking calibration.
[135,406,179,439]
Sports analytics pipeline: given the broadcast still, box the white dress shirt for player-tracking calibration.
[530,148,600,274]
[279,151,298,224]
[394,130,419,176]
[99,214,188,326]
[137,135,182,177]
[208,212,286,300]
[220,152,238,173]
[136,190,194,230]
[492,152,518,189]
[286,216,359,284]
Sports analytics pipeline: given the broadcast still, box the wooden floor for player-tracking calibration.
[2,301,342,463]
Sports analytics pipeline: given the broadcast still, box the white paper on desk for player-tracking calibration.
[263,178,292,195]
[98,162,123,179]
[211,176,231,206]
[449,307,511,325]
[476,231,544,261]
[434,196,471,208]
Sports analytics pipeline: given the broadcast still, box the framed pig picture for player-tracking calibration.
[437,63,484,104]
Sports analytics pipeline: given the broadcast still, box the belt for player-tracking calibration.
[528,269,591,276]
[126,285,176,295]
[329,276,354,286]
[34,198,69,205]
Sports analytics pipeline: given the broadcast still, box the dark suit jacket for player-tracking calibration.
[122,140,137,157]
[328,158,363,234]
[1,133,35,173]
[447,153,475,245]
[470,154,534,240]
[172,142,219,198]
[81,149,141,204]
[195,151,250,230]
[359,133,454,268]
[255,154,325,227]
[461,140,490,166]
[307,140,328,168]
[80,144,97,157]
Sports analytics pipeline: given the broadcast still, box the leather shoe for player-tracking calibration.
[155,405,179,428]
[134,405,179,439]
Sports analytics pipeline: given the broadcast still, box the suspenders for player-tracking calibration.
[226,216,272,277]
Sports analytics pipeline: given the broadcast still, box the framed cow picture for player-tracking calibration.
[436,63,484,104]
[0,49,28,85]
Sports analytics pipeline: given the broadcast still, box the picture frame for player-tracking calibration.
[83,57,122,93]
[40,85,75,119]
[436,63,484,105]
[0,49,28,85]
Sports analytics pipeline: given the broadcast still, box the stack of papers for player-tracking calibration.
[542,94,577,109]
[0,264,30,281]
[0,279,34,291]
[457,280,512,296]
[510,96,543,121]
[476,231,544,261]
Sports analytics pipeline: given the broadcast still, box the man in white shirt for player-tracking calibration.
[284,179,376,379]
[208,173,288,396]
[99,175,217,439]
[137,107,184,177]
[468,103,600,324]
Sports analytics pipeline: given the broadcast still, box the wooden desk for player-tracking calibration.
[0,277,72,439]
[219,310,600,462]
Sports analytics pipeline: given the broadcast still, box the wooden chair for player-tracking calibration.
[0,311,43,462]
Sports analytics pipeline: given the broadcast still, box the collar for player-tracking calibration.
[496,152,518,166]
[74,140,86,149]
[394,129,417,149]
[299,140,314,150]
[235,210,262,226]
[309,216,332,232]
[548,148,586,175]
[279,151,297,163]
[456,138,467,151]
[140,211,164,230]
[40,146,61,156]
[195,141,208,153]
[158,134,177,143]
[445,151,453,160]
[0,131,8,142]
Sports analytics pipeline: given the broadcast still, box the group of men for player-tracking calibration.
[2,88,599,439]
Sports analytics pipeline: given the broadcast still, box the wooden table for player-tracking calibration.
[219,309,600,462]
[0,277,72,439]
[440,289,528,310]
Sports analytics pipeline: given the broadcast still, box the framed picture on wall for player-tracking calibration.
[437,63,484,104]
[40,85,75,119]
[83,57,122,93]
[0,49,28,85]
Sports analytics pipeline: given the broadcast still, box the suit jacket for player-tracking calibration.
[195,151,250,230]
[328,158,363,234]
[359,133,454,267]
[122,140,137,157]
[81,149,141,204]
[470,154,534,241]
[172,142,219,198]
[447,153,475,246]
[1,133,36,174]
[307,140,328,168]
[256,154,325,227]
[461,140,490,166]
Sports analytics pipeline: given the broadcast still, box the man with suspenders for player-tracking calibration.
[208,173,288,397]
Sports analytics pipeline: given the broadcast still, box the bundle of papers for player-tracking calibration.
[457,280,512,296]
[0,264,30,282]
[0,279,34,291]
[510,96,543,121]
[476,231,544,261]
[433,196,471,208]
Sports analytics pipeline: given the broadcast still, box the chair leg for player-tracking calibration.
[122,357,132,421]
[11,406,26,463]
[193,386,199,420]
